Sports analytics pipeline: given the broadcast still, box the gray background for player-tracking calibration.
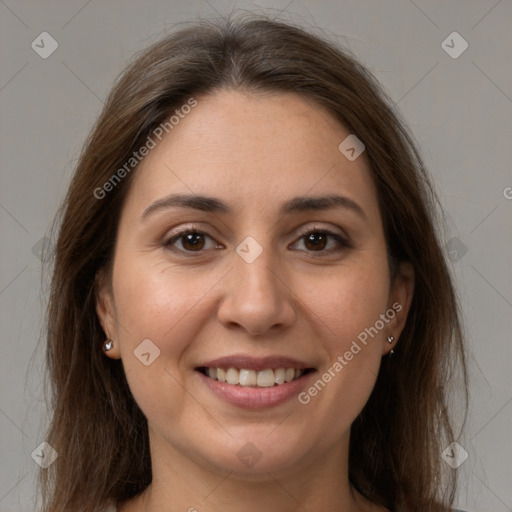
[0,1,511,511]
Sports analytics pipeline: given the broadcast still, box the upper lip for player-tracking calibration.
[197,354,315,371]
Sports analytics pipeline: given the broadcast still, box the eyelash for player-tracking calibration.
[163,227,352,256]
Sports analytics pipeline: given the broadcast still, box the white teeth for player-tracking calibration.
[257,369,275,387]
[203,367,308,387]
[239,369,257,386]
[217,367,227,383]
[274,368,286,385]
[226,367,239,385]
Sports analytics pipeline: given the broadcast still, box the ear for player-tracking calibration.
[95,268,121,360]
[383,261,414,355]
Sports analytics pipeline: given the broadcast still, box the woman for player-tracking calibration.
[40,14,468,512]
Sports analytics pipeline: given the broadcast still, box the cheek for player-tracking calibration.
[111,253,221,346]
[302,254,390,349]
[110,254,229,402]
[294,253,389,417]
[110,262,215,424]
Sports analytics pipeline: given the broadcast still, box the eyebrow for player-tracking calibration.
[141,193,367,221]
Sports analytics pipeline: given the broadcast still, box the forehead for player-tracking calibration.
[123,89,380,224]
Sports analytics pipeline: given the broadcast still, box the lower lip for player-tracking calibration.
[197,370,315,409]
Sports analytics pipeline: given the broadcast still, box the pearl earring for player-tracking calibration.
[103,338,114,352]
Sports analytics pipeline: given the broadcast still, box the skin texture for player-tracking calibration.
[96,89,414,512]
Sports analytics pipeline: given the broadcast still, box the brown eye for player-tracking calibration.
[304,232,328,251]
[181,232,205,251]
[291,229,352,254]
[165,230,220,253]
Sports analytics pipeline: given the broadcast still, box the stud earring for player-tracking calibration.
[387,336,395,355]
[103,338,114,352]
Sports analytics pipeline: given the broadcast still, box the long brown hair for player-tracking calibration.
[40,13,467,512]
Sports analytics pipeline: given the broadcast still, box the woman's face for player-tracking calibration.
[97,89,413,479]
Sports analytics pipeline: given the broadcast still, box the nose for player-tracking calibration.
[216,245,296,336]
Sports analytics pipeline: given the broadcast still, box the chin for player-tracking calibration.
[191,433,314,479]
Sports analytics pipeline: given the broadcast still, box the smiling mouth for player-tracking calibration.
[196,367,315,387]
